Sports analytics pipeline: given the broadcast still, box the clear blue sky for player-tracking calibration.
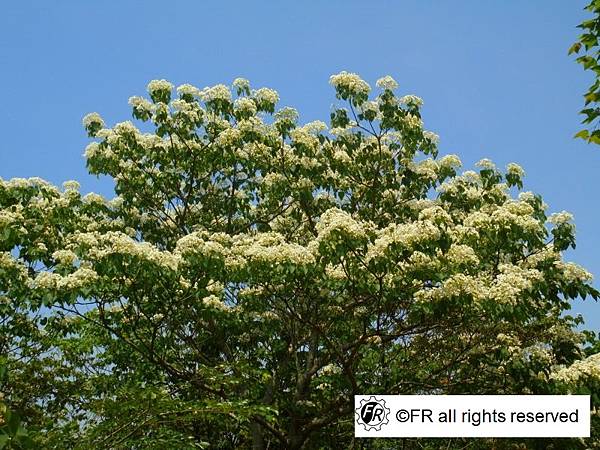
[1,1,599,330]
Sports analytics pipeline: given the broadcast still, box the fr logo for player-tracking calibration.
[356,396,390,431]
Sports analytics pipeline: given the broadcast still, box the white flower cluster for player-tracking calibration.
[233,77,250,92]
[329,125,355,137]
[63,267,99,289]
[63,180,80,191]
[75,231,180,272]
[423,130,440,145]
[490,264,542,304]
[438,154,462,170]
[82,193,106,204]
[128,96,154,112]
[413,158,439,181]
[290,127,319,150]
[403,113,422,130]
[200,84,232,103]
[52,249,77,266]
[172,100,203,123]
[548,211,574,225]
[0,252,28,279]
[316,208,368,243]
[216,128,242,147]
[332,148,352,163]
[416,273,486,303]
[554,261,593,283]
[261,172,286,188]
[113,121,139,136]
[462,201,541,235]
[238,116,269,136]
[176,232,228,261]
[517,191,535,202]
[30,271,61,290]
[233,232,315,267]
[0,209,21,228]
[202,294,229,311]
[551,353,600,385]
[176,83,201,97]
[418,206,452,224]
[82,112,105,129]
[302,120,327,134]
[476,158,495,170]
[506,163,525,178]
[30,267,99,291]
[147,79,174,96]
[275,106,299,123]
[445,243,479,266]
[376,75,398,91]
[366,220,440,262]
[234,97,257,115]
[325,263,346,280]
[253,87,279,106]
[399,95,423,107]
[329,71,371,97]
[495,203,539,232]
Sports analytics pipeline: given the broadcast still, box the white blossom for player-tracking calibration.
[82,112,104,129]
[52,250,77,265]
[253,87,279,105]
[200,84,232,103]
[476,158,496,170]
[63,180,80,191]
[551,353,600,385]
[176,83,201,97]
[234,97,257,115]
[506,162,525,178]
[375,75,398,91]
[275,107,299,123]
[232,77,250,92]
[548,211,574,225]
[202,294,228,311]
[147,79,173,96]
[329,71,371,97]
[399,95,423,107]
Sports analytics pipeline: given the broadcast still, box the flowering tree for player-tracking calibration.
[1,72,599,449]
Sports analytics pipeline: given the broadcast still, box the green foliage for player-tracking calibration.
[571,0,600,143]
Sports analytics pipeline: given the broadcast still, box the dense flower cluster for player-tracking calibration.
[147,79,174,96]
[375,75,398,91]
[200,84,231,103]
[329,71,370,101]
[551,353,600,385]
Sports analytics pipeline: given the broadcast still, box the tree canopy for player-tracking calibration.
[1,72,599,449]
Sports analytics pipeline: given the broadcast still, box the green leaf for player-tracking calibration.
[569,42,582,55]
[6,410,21,436]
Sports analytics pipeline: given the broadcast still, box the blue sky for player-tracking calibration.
[1,1,599,330]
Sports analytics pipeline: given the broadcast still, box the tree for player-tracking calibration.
[1,72,599,449]
[571,0,600,144]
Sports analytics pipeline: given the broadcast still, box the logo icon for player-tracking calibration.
[356,396,390,431]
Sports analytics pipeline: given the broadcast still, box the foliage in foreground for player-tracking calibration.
[1,72,599,448]
[571,0,600,144]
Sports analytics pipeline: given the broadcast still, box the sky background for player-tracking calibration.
[1,1,599,330]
